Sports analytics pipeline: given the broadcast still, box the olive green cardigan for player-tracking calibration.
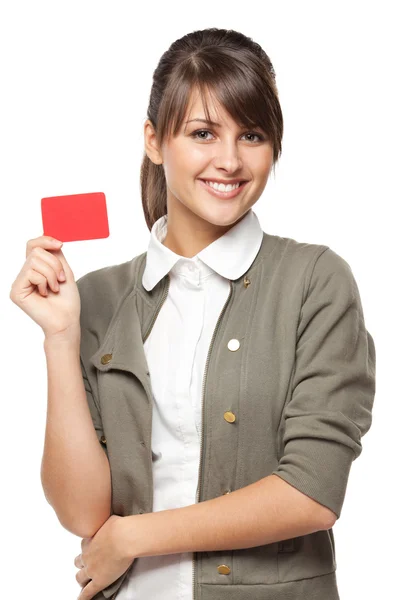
[76,230,376,600]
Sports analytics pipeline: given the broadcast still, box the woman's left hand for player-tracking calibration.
[74,514,134,600]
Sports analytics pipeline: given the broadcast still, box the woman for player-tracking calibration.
[10,28,376,600]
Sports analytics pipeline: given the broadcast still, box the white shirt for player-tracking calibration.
[117,208,264,599]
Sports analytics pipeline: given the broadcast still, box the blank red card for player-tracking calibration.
[41,192,109,242]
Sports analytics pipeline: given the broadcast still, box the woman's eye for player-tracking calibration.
[243,132,264,142]
[191,129,213,141]
[190,129,264,143]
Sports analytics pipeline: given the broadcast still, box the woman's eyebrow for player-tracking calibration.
[185,118,221,127]
[184,118,250,130]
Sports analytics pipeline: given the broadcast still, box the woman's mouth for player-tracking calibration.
[198,179,249,199]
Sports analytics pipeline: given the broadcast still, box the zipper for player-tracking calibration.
[143,274,170,515]
[192,279,234,600]
[110,275,171,600]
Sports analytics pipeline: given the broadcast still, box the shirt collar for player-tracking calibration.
[142,208,264,291]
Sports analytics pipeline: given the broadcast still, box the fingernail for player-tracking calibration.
[59,270,66,281]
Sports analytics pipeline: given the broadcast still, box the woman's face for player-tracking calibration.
[144,87,274,248]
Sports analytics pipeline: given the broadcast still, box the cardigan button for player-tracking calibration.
[223,489,232,495]
[101,353,113,365]
[100,435,107,445]
[224,411,236,423]
[217,564,231,575]
[227,339,240,351]
[243,276,251,288]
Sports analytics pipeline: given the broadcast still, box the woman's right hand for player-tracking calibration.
[9,235,81,340]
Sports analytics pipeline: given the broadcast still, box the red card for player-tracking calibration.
[41,192,109,242]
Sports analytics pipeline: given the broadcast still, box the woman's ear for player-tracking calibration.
[144,119,163,165]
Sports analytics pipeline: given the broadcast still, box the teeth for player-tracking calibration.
[205,180,240,192]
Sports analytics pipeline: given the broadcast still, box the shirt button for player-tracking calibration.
[217,564,231,575]
[227,339,240,351]
[151,450,162,461]
[101,353,112,364]
[224,411,236,423]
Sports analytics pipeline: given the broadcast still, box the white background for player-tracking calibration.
[1,1,397,598]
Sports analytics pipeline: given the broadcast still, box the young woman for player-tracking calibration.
[11,28,376,600]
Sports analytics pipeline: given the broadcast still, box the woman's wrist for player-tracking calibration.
[43,324,81,350]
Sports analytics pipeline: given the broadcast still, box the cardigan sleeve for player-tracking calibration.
[80,352,109,459]
[76,275,109,459]
[271,247,376,520]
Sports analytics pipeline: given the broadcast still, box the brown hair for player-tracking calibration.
[140,28,284,231]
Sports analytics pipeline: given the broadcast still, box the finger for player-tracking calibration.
[26,236,63,259]
[24,267,50,297]
[77,579,99,600]
[28,252,61,294]
[12,261,55,299]
[75,566,92,589]
[27,241,71,281]
[46,246,74,280]
[74,554,84,568]
[28,246,66,287]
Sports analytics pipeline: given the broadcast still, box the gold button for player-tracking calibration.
[101,353,113,365]
[223,489,231,495]
[217,564,231,575]
[224,411,236,423]
[227,339,240,351]
[100,435,107,444]
[243,276,251,288]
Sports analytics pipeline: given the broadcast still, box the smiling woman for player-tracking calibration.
[69,27,375,600]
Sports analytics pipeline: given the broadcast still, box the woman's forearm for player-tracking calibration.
[122,474,335,560]
[41,331,111,538]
